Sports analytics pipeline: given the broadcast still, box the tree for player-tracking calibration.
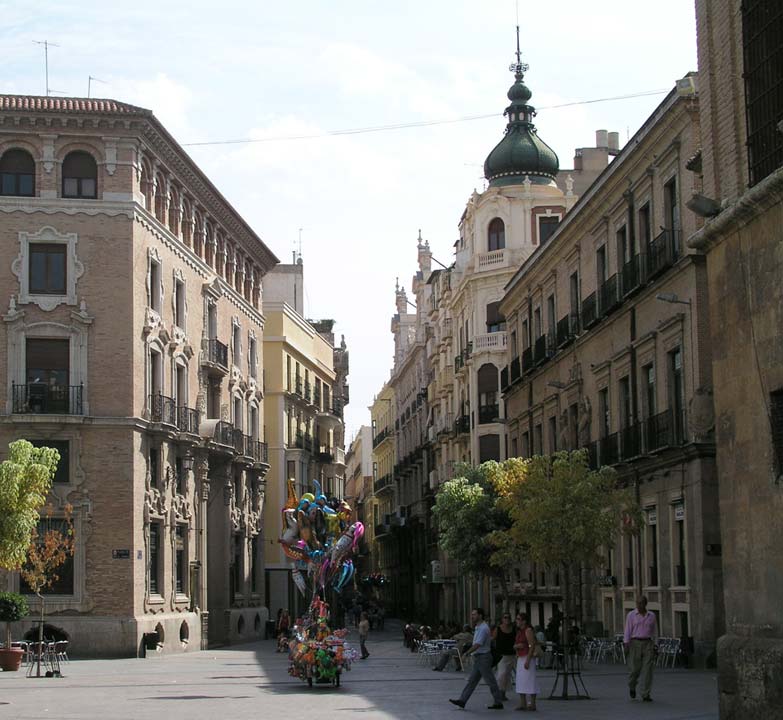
[432,460,522,608]
[20,504,75,678]
[0,440,60,569]
[499,450,641,697]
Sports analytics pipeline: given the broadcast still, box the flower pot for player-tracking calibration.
[0,647,24,672]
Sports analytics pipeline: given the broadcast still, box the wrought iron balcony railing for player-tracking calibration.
[12,383,83,415]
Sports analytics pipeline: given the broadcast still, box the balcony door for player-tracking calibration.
[25,339,69,413]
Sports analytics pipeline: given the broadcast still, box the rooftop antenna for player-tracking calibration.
[509,4,528,77]
[298,227,303,262]
[88,76,107,98]
[33,40,60,97]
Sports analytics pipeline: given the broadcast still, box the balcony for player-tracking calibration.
[556,313,578,348]
[313,387,321,408]
[473,331,507,353]
[645,409,687,451]
[331,446,346,468]
[176,406,200,434]
[12,383,83,415]
[317,446,334,463]
[245,438,269,464]
[372,427,390,448]
[331,399,344,419]
[476,248,508,271]
[621,254,644,296]
[454,414,470,435]
[620,423,643,459]
[582,292,598,328]
[600,432,620,465]
[479,404,499,425]
[202,338,228,375]
[521,347,533,374]
[213,420,235,447]
[454,355,464,373]
[598,274,621,316]
[149,393,177,426]
[293,377,303,398]
[500,365,509,391]
[304,381,312,404]
[442,317,453,339]
[510,356,521,383]
[374,473,393,494]
[533,334,548,366]
[648,229,679,279]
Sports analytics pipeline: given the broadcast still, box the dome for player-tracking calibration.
[484,72,560,187]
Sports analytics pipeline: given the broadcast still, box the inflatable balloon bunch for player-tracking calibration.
[287,597,358,686]
[279,478,364,596]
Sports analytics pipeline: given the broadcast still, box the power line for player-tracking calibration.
[181,89,668,147]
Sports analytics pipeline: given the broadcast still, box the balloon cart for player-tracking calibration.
[287,598,357,688]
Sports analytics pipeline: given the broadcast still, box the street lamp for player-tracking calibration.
[181,454,195,473]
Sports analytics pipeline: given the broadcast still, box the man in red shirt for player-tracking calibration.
[624,596,657,701]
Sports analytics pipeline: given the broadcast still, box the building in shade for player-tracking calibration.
[0,94,277,655]
[500,76,724,663]
[690,0,783,714]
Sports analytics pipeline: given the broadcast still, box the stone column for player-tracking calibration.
[194,450,210,649]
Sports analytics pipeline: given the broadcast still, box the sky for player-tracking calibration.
[1,0,698,441]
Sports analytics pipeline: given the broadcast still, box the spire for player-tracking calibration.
[483,27,559,187]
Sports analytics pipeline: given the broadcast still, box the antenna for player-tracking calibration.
[88,76,107,98]
[33,40,60,96]
[508,23,528,76]
[298,227,303,261]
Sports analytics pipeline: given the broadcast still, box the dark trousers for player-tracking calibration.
[459,652,504,705]
[360,635,369,658]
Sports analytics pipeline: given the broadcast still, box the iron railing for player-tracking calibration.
[176,406,200,434]
[149,393,177,425]
[454,414,470,435]
[582,292,598,328]
[598,274,621,316]
[510,356,521,383]
[621,254,644,296]
[12,383,83,415]
[648,229,679,279]
[500,365,509,390]
[206,339,228,369]
[521,347,533,374]
[214,420,235,446]
[479,404,499,425]
[533,334,548,365]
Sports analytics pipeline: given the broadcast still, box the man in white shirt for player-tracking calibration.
[449,608,505,710]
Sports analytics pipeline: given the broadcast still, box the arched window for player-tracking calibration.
[62,151,97,199]
[1,149,35,196]
[488,217,505,251]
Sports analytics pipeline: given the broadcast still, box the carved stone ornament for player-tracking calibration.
[143,307,162,334]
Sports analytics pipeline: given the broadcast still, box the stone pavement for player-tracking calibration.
[0,623,718,720]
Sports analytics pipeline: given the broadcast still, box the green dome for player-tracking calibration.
[484,72,559,187]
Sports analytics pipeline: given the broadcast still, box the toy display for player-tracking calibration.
[287,597,358,686]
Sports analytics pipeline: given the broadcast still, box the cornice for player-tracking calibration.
[0,197,134,218]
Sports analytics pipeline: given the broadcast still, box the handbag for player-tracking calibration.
[531,641,544,659]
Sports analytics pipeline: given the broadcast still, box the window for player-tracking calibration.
[149,445,160,489]
[232,324,241,367]
[673,503,687,585]
[174,278,185,328]
[31,439,69,484]
[643,364,656,418]
[175,363,187,408]
[286,355,292,391]
[249,336,257,379]
[521,319,529,350]
[616,225,629,266]
[771,389,783,478]
[20,518,74,595]
[251,535,259,594]
[533,307,542,339]
[510,330,518,359]
[521,431,530,458]
[742,0,783,185]
[625,533,635,587]
[287,459,296,481]
[149,523,160,595]
[538,215,559,245]
[207,302,217,339]
[149,258,161,313]
[548,416,557,454]
[638,203,651,248]
[669,348,684,423]
[175,455,184,495]
[598,388,610,438]
[486,302,506,332]
[175,525,186,595]
[596,245,607,286]
[29,244,66,295]
[0,148,35,196]
[546,294,556,337]
[478,434,500,463]
[664,176,680,254]
[233,396,243,430]
[62,151,97,199]
[150,348,163,396]
[569,272,579,319]
[619,377,631,429]
[232,534,243,600]
[487,217,505,251]
[533,423,543,455]
[569,403,579,449]
[647,508,659,586]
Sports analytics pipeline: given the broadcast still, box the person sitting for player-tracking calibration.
[432,625,474,671]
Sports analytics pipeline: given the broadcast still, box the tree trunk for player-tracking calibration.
[499,574,510,613]
[36,592,44,678]
[560,562,572,698]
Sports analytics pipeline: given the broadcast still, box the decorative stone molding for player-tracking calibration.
[41,134,57,173]
[102,136,118,175]
[12,226,84,311]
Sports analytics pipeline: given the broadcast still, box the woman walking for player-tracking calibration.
[493,613,517,701]
[513,613,539,711]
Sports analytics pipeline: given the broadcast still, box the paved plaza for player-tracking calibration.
[0,624,718,720]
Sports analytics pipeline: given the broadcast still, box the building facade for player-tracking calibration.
[345,425,373,583]
[0,94,277,655]
[500,79,725,662]
[261,260,348,617]
[690,0,783,713]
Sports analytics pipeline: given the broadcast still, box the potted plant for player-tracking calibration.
[0,591,29,671]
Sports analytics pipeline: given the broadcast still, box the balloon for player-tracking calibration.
[291,568,306,595]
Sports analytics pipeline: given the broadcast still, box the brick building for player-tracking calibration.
[0,95,277,655]
[689,0,783,715]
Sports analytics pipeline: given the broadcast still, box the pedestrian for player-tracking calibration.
[493,612,516,701]
[513,612,539,711]
[352,599,362,628]
[276,609,291,652]
[624,595,657,702]
[448,608,505,710]
[358,612,370,659]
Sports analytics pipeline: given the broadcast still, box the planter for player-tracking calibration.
[0,647,24,672]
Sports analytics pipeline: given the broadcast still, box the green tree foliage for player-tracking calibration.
[432,461,519,599]
[0,440,60,570]
[500,451,640,571]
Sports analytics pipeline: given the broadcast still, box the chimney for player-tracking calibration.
[608,131,620,155]
[595,129,609,149]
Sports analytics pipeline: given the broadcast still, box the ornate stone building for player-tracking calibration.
[0,95,276,655]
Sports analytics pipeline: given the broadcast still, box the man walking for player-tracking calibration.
[448,608,504,710]
[624,596,657,702]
